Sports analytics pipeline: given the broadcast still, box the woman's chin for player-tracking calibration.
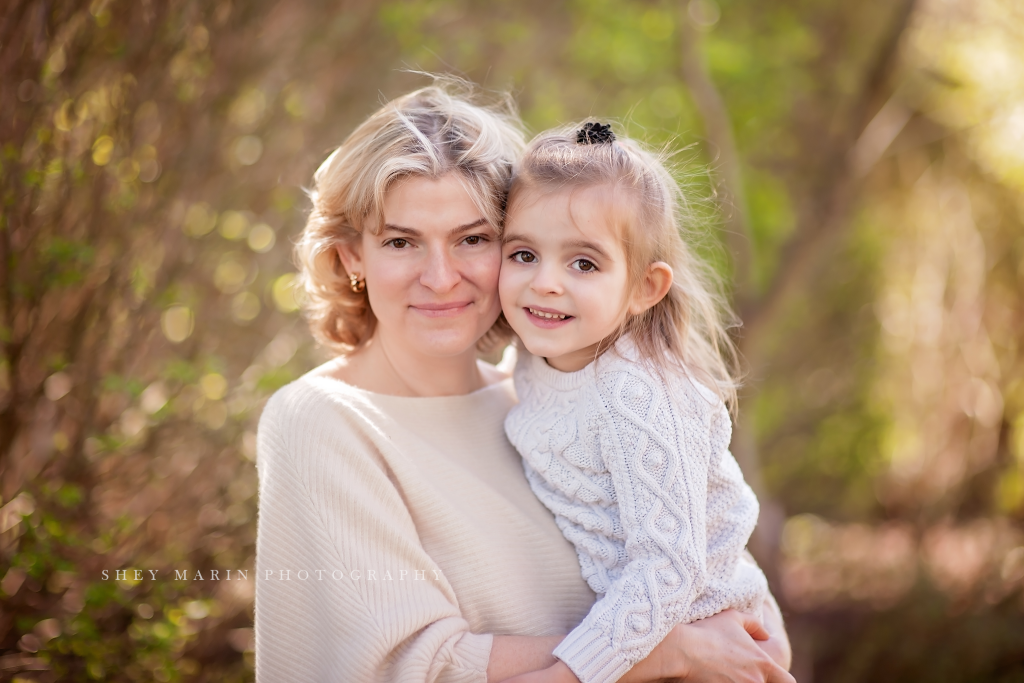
[400,327,486,359]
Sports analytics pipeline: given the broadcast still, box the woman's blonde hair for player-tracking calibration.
[509,123,741,409]
[295,77,524,353]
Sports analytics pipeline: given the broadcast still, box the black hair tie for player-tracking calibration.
[576,122,615,145]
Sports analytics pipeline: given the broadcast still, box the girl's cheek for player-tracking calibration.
[497,268,518,308]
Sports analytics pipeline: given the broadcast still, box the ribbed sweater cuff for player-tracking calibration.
[456,632,494,679]
[553,625,634,683]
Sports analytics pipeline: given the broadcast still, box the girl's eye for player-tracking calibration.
[510,250,537,264]
[572,258,598,273]
[386,238,409,249]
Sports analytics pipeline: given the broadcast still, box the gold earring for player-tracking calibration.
[349,272,365,293]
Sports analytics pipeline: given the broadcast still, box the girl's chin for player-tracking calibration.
[517,338,573,361]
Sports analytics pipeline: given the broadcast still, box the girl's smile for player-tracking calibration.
[524,305,573,325]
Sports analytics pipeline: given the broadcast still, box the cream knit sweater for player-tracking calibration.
[505,340,768,683]
[253,360,596,682]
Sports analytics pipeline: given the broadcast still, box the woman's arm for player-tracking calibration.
[254,387,492,682]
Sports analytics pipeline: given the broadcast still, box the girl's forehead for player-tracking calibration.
[510,183,631,234]
[510,182,619,216]
[506,183,629,256]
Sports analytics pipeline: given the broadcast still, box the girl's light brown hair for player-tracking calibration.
[509,123,741,410]
[295,77,524,354]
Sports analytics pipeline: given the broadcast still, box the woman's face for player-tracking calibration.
[339,173,503,359]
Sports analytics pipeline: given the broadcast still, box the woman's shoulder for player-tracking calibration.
[255,366,398,483]
[258,362,366,441]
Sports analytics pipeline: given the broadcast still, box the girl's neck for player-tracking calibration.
[329,335,489,397]
[545,333,623,373]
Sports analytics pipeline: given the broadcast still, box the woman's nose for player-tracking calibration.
[419,247,462,292]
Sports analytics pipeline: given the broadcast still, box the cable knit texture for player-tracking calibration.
[254,360,596,682]
[505,338,768,683]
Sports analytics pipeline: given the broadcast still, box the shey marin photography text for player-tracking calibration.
[101,568,445,581]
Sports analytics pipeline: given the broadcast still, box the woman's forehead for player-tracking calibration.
[370,173,493,234]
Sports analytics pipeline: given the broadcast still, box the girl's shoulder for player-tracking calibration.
[596,338,728,418]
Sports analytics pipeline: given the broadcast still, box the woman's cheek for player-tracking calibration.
[466,243,502,294]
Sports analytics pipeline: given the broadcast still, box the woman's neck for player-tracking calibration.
[327,335,492,397]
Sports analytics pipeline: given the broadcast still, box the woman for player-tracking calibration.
[253,79,794,683]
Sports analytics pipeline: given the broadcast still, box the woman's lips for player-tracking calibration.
[524,306,573,328]
[410,301,473,318]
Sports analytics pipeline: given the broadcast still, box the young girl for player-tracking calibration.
[499,122,769,683]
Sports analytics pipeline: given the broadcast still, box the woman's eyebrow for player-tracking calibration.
[381,218,489,237]
[448,218,489,237]
[382,224,419,235]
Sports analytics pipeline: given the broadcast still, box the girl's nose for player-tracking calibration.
[529,262,563,295]
[420,247,461,292]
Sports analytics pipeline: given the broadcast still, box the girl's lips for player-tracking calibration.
[524,306,573,329]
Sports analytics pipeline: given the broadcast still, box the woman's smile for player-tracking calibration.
[410,300,475,317]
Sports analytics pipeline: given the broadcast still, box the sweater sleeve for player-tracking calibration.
[687,432,765,623]
[253,383,492,683]
[551,369,713,683]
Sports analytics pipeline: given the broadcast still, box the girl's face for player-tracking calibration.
[338,173,503,360]
[499,185,635,372]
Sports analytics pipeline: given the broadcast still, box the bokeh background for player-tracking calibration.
[2,0,1024,680]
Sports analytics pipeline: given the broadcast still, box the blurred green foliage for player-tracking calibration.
[1,0,1023,680]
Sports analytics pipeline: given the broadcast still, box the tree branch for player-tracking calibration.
[678,3,755,306]
[738,0,919,355]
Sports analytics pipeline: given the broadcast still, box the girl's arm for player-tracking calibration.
[487,635,564,681]
[543,369,716,683]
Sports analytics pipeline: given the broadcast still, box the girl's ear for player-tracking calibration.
[628,261,673,316]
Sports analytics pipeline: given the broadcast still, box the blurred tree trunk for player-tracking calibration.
[677,0,919,593]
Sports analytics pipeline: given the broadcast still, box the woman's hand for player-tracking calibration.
[490,598,795,683]
[757,596,792,671]
[621,609,796,683]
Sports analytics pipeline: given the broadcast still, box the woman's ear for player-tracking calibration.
[628,261,674,316]
[335,238,363,278]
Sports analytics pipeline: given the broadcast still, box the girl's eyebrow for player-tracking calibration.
[564,239,610,260]
[501,232,532,244]
[502,233,611,260]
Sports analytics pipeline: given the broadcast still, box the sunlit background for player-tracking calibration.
[1,0,1023,680]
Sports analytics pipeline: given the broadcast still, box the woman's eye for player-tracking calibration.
[463,235,483,246]
[510,250,537,264]
[387,238,408,249]
[572,258,597,273]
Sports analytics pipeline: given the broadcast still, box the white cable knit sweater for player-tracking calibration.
[504,338,768,683]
